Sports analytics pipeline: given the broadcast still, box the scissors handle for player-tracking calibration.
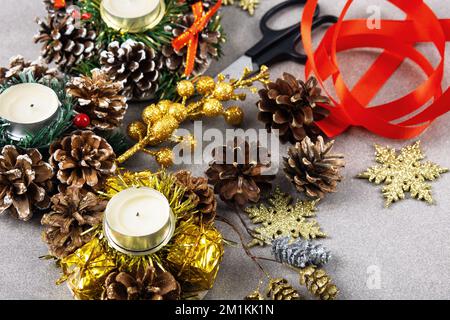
[245,0,320,58]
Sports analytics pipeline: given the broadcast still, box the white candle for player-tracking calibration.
[0,83,60,140]
[104,187,175,255]
[100,0,165,33]
[102,0,159,19]
[0,83,59,124]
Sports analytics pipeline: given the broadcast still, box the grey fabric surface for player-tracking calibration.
[0,0,449,300]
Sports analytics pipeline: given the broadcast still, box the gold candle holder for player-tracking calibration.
[103,187,176,256]
[100,0,166,33]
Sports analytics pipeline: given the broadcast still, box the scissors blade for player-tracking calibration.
[216,55,259,80]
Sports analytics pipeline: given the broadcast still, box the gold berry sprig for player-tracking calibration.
[117,66,270,166]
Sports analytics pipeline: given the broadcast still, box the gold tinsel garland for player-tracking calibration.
[119,66,270,166]
[57,170,224,299]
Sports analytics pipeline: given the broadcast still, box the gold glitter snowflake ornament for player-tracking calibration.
[245,188,326,247]
[358,141,448,207]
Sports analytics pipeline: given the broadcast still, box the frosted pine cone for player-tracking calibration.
[100,40,163,100]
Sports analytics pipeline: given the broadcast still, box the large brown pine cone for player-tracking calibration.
[49,130,117,190]
[0,55,59,85]
[41,187,106,258]
[257,74,330,143]
[161,13,221,76]
[100,40,162,100]
[34,14,97,73]
[101,266,181,300]
[175,170,217,223]
[67,69,128,130]
[0,146,53,221]
[284,136,345,199]
[206,138,275,207]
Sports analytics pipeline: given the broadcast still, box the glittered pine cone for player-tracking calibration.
[0,55,59,85]
[34,14,97,73]
[41,187,106,258]
[0,146,53,221]
[206,138,275,207]
[100,40,163,100]
[101,266,181,300]
[67,69,128,130]
[299,265,338,300]
[49,130,117,190]
[284,136,345,199]
[257,74,330,143]
[266,278,301,300]
[161,12,221,76]
[175,170,217,223]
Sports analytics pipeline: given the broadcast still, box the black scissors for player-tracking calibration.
[219,0,338,76]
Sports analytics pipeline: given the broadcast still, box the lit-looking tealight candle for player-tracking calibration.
[0,83,60,140]
[100,0,166,33]
[104,187,176,255]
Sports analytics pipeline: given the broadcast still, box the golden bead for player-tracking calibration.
[127,121,147,141]
[223,106,244,126]
[157,100,173,114]
[176,80,195,98]
[202,98,224,117]
[196,76,216,95]
[155,148,174,167]
[150,115,179,143]
[142,104,162,125]
[213,82,234,101]
[168,102,187,122]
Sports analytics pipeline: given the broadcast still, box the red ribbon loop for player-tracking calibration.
[301,0,449,139]
[172,0,222,76]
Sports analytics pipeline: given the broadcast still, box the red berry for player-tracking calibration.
[81,12,92,20]
[74,114,90,128]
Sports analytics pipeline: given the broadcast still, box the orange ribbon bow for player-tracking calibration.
[172,0,222,76]
[301,0,450,139]
[54,0,66,9]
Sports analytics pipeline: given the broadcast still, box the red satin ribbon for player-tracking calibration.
[54,0,66,9]
[301,0,450,139]
[172,0,222,76]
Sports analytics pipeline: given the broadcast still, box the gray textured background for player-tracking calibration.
[0,0,449,300]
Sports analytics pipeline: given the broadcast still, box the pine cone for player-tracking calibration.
[100,40,162,100]
[206,138,275,207]
[175,170,217,223]
[257,74,330,143]
[41,187,106,258]
[245,290,265,300]
[101,266,181,300]
[284,136,345,199]
[34,14,97,72]
[266,278,301,300]
[49,130,117,190]
[0,146,53,221]
[299,265,338,300]
[272,237,331,269]
[0,55,59,85]
[161,12,221,76]
[67,69,128,130]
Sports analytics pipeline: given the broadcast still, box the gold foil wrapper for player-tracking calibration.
[166,223,224,291]
[58,237,116,300]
